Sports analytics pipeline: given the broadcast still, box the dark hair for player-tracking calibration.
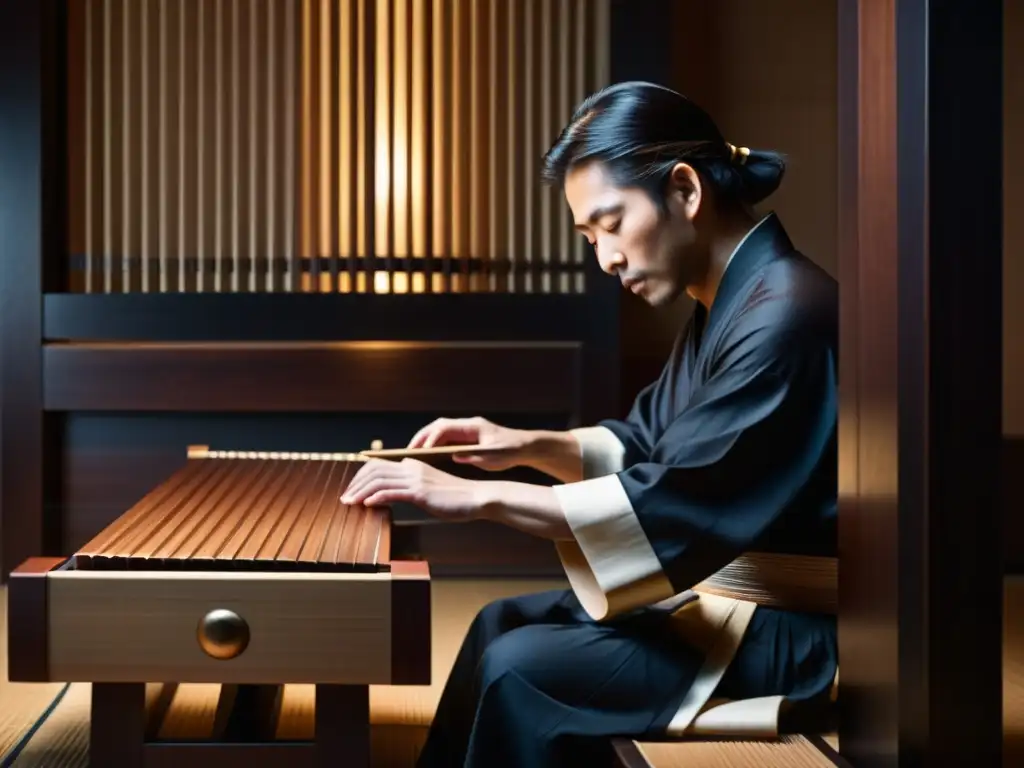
[541,81,786,210]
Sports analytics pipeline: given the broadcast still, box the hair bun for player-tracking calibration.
[727,146,786,206]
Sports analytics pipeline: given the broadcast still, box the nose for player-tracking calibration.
[596,248,625,276]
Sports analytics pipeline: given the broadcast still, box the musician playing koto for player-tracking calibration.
[342,81,839,768]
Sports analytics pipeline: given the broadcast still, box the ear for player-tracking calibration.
[666,162,702,221]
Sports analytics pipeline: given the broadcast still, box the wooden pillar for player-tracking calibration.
[837,0,1003,764]
[0,0,64,580]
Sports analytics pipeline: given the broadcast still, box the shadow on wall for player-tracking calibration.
[618,0,1024,570]
[619,0,838,409]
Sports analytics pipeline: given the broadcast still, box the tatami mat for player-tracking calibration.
[0,589,71,764]
[627,736,839,768]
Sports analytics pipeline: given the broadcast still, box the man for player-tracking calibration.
[342,81,838,767]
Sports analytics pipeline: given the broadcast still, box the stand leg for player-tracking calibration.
[315,684,370,767]
[91,682,146,767]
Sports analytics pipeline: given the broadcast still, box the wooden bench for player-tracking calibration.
[611,735,843,768]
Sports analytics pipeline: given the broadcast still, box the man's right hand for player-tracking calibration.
[406,416,531,472]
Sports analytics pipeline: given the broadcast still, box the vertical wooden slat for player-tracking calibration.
[522,0,535,293]
[319,0,331,292]
[454,0,469,291]
[468,0,481,290]
[299,0,310,287]
[71,0,610,295]
[89,0,104,294]
[120,0,130,293]
[447,0,458,287]
[436,0,450,291]
[557,0,571,295]
[246,0,257,291]
[229,0,239,291]
[595,0,610,89]
[168,0,181,294]
[307,0,319,292]
[362,0,376,289]
[486,0,500,293]
[328,0,340,292]
[346,0,358,292]
[235,0,248,293]
[138,0,149,292]
[265,0,275,292]
[214,0,223,292]
[195,0,205,291]
[572,0,587,288]
[102,0,112,292]
[404,0,414,291]
[159,0,169,291]
[67,0,84,292]
[180,0,190,292]
[539,0,551,292]
[385,0,395,287]
[505,0,520,294]
[421,0,433,292]
[84,0,94,292]
[287,0,298,292]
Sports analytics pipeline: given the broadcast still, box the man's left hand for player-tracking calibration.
[340,458,483,522]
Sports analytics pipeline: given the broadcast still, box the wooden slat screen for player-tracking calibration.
[66,0,611,294]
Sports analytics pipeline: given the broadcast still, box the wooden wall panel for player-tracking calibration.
[42,341,581,414]
[837,0,1004,765]
[836,0,899,759]
[65,0,609,295]
[1006,437,1024,573]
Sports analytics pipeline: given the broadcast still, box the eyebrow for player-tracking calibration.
[574,203,623,231]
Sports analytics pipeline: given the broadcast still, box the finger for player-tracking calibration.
[343,475,401,505]
[363,489,416,508]
[342,461,398,502]
[423,423,480,449]
[343,461,381,499]
[407,418,447,449]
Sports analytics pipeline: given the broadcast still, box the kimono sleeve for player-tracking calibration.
[553,328,837,621]
[569,380,660,479]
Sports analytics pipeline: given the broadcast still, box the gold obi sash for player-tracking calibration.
[662,552,838,739]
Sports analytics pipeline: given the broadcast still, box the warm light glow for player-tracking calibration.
[69,0,610,294]
[300,0,611,287]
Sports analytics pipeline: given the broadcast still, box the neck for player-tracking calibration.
[687,210,761,308]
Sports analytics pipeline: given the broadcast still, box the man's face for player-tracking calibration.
[564,161,704,308]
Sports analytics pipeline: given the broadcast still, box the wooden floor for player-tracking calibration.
[2,577,1022,766]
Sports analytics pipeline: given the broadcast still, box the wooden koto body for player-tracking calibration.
[75,445,388,574]
[8,446,432,689]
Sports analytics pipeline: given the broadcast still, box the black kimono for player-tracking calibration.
[416,213,839,768]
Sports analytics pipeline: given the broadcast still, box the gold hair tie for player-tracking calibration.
[727,142,750,165]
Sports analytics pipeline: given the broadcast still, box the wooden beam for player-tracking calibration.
[837,0,1003,764]
[42,341,582,414]
[42,292,604,342]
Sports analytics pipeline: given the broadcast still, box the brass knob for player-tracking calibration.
[197,609,250,660]
[370,439,383,451]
